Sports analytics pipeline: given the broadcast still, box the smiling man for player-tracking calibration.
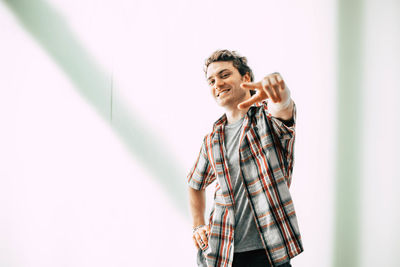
[187,50,303,267]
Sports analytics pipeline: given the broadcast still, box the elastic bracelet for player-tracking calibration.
[192,225,205,233]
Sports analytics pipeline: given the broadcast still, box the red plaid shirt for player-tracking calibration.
[188,101,303,267]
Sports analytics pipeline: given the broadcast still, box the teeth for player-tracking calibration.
[217,90,229,97]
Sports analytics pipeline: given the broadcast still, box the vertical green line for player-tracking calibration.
[334,0,364,266]
[110,71,114,123]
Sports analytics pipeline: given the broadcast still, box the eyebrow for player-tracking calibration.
[207,69,230,81]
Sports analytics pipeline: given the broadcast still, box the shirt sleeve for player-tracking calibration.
[187,135,216,190]
[265,101,296,141]
[264,101,297,187]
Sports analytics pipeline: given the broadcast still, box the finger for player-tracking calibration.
[194,232,203,248]
[199,228,209,246]
[238,93,263,110]
[192,235,200,249]
[206,225,210,236]
[195,231,206,249]
[268,76,281,102]
[262,79,278,103]
[240,82,262,90]
[275,74,286,90]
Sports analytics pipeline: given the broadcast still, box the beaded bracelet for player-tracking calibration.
[192,225,205,233]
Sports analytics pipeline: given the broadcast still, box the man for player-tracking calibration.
[187,50,303,267]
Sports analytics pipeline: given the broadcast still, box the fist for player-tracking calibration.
[192,225,210,250]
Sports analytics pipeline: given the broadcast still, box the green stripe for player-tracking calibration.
[334,0,364,266]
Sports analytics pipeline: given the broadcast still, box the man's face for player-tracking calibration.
[206,61,250,109]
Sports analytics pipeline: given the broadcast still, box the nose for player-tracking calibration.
[213,77,224,91]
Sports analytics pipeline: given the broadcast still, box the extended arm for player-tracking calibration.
[238,72,294,121]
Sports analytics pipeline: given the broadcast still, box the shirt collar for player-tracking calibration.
[212,104,259,131]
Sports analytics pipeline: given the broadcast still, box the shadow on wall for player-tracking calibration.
[2,0,188,214]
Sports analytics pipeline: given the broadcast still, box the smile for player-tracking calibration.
[217,89,230,97]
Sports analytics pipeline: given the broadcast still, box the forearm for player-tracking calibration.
[268,98,294,121]
[188,187,206,227]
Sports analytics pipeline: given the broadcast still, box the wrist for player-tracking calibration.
[268,99,294,120]
[192,217,205,228]
[268,97,292,110]
[192,224,205,233]
[192,222,205,229]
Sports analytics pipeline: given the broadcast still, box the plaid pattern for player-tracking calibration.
[188,101,303,267]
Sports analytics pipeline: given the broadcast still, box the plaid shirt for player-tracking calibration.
[188,101,303,267]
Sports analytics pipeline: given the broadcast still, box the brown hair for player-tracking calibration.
[204,49,256,95]
[204,50,254,81]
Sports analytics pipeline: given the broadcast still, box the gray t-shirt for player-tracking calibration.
[224,117,264,253]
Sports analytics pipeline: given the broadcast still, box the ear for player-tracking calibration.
[242,72,251,83]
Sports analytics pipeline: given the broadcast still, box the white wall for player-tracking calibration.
[360,1,400,266]
[1,0,338,266]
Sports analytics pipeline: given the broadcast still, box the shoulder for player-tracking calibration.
[201,132,215,152]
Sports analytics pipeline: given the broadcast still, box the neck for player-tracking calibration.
[222,89,252,124]
[225,106,249,124]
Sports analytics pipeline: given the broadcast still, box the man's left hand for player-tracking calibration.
[238,72,291,110]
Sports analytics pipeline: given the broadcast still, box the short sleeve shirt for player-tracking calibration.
[188,101,303,267]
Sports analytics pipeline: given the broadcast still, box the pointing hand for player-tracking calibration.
[238,72,291,110]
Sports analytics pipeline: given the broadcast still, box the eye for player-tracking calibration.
[208,79,215,86]
[221,72,230,79]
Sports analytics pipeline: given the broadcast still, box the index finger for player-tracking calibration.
[238,93,263,110]
[240,82,262,90]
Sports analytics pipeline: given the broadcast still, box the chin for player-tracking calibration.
[216,99,234,109]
